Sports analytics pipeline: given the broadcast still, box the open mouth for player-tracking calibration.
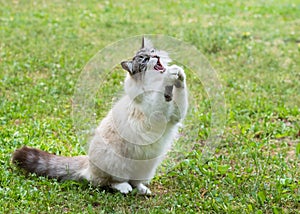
[153,57,165,72]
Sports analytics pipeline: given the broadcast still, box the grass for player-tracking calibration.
[1,0,300,213]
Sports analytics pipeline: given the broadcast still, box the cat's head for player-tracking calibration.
[121,37,171,78]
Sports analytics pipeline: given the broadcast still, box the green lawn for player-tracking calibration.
[1,0,299,213]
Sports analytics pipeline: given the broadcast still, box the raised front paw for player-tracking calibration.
[166,65,186,88]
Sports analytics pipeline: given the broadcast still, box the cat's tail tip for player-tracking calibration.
[12,146,90,181]
[12,146,40,169]
[12,146,56,176]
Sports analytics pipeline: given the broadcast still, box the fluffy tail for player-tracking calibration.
[12,146,90,181]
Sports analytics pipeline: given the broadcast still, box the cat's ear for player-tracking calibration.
[142,36,145,49]
[141,37,153,49]
[121,61,133,74]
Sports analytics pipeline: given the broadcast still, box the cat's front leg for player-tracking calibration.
[165,65,188,120]
[166,65,186,89]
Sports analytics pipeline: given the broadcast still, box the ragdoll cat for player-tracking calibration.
[12,38,188,195]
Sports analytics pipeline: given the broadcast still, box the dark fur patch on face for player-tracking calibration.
[131,51,150,74]
[121,38,167,80]
[121,43,156,77]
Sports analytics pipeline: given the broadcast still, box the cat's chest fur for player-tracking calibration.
[89,94,179,181]
[104,95,179,160]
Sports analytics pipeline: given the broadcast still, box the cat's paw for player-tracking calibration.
[166,65,186,88]
[111,182,133,194]
[136,183,152,195]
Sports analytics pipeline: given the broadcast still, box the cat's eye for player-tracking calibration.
[150,49,155,53]
[142,57,150,63]
[137,55,149,63]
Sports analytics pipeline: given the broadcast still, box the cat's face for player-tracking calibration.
[121,38,170,78]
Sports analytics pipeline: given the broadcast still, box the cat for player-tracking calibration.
[12,37,188,195]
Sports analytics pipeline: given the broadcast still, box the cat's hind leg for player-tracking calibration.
[111,182,133,194]
[130,181,152,195]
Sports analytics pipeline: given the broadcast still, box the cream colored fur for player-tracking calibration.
[86,57,188,194]
[12,39,188,195]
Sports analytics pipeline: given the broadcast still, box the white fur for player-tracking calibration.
[111,182,133,194]
[12,42,188,196]
[134,183,152,195]
[85,51,188,195]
